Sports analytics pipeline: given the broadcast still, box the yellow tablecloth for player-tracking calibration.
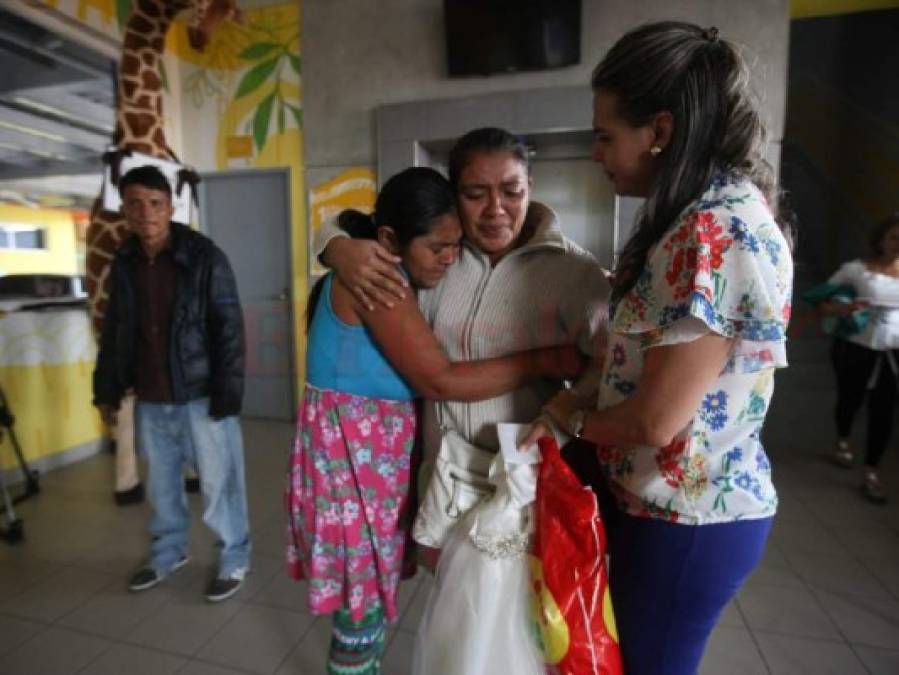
[0,308,102,470]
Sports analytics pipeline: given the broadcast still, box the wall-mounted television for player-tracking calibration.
[444,0,581,77]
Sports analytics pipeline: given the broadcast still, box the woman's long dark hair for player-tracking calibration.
[592,21,793,299]
[866,212,899,260]
[307,166,455,329]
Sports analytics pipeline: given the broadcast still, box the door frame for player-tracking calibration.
[197,166,297,421]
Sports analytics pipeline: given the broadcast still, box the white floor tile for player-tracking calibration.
[123,594,242,656]
[78,643,187,675]
[699,626,767,675]
[246,568,311,613]
[196,603,315,674]
[784,551,890,597]
[179,661,253,675]
[57,583,175,639]
[861,557,899,601]
[814,590,899,650]
[770,518,850,557]
[275,617,330,675]
[755,632,868,674]
[738,584,842,640]
[0,567,115,623]
[855,645,899,675]
[0,626,111,675]
[826,522,899,561]
[0,558,63,597]
[0,613,43,656]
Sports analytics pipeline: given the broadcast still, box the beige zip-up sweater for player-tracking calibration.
[315,201,609,457]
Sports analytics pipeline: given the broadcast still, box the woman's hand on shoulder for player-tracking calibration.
[324,237,408,310]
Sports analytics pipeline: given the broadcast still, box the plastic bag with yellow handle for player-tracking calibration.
[530,436,623,675]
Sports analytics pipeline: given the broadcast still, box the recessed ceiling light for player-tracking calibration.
[0,119,66,143]
[12,97,70,118]
[11,96,114,134]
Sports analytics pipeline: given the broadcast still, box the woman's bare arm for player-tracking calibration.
[528,334,733,448]
[340,278,582,400]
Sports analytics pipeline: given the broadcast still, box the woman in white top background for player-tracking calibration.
[823,212,899,503]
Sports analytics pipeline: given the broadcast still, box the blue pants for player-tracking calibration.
[136,398,251,576]
[605,510,772,675]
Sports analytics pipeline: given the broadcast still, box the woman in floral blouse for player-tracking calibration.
[532,22,794,675]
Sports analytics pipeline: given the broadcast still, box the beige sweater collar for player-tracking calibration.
[463,200,566,262]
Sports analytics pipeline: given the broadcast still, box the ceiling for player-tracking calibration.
[0,5,115,206]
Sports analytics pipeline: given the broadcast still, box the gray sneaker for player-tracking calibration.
[833,440,854,468]
[128,556,189,592]
[205,568,247,603]
[862,470,887,504]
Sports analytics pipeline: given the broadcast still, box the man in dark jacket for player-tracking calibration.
[94,165,251,602]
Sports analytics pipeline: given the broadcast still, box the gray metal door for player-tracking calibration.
[198,168,294,421]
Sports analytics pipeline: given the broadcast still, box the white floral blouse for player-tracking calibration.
[597,173,793,525]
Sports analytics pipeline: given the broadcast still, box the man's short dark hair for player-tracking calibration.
[118,165,172,199]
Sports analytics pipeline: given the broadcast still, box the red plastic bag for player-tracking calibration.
[529,436,623,675]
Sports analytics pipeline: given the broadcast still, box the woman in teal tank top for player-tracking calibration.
[286,167,578,675]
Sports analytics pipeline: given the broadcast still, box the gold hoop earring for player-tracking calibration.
[650,145,662,156]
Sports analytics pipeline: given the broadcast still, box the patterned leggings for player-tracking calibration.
[327,607,386,675]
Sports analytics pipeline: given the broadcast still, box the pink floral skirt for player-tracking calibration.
[285,385,416,622]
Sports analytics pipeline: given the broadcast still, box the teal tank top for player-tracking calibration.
[306,273,416,400]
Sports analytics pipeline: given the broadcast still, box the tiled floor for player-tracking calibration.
[2,369,899,673]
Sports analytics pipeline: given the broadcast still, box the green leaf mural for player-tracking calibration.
[288,53,301,76]
[116,0,133,32]
[235,57,279,98]
[240,42,282,61]
[216,25,302,155]
[253,92,276,151]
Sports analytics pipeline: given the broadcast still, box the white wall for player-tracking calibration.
[530,158,617,267]
[302,0,790,170]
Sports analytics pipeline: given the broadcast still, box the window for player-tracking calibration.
[0,226,46,250]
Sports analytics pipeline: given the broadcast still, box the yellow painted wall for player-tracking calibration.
[792,0,899,17]
[0,205,79,277]
[0,361,101,470]
[308,168,377,277]
[0,308,100,470]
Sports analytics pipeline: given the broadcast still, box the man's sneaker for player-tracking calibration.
[205,568,247,603]
[832,439,854,468]
[128,555,189,592]
[862,470,888,504]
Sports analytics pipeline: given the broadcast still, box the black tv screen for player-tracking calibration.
[444,0,581,77]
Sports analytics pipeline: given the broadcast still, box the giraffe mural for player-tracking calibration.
[86,0,239,329]
[86,0,238,503]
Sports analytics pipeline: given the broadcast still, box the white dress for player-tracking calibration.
[411,455,544,675]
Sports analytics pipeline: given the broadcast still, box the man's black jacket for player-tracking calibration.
[93,222,245,418]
